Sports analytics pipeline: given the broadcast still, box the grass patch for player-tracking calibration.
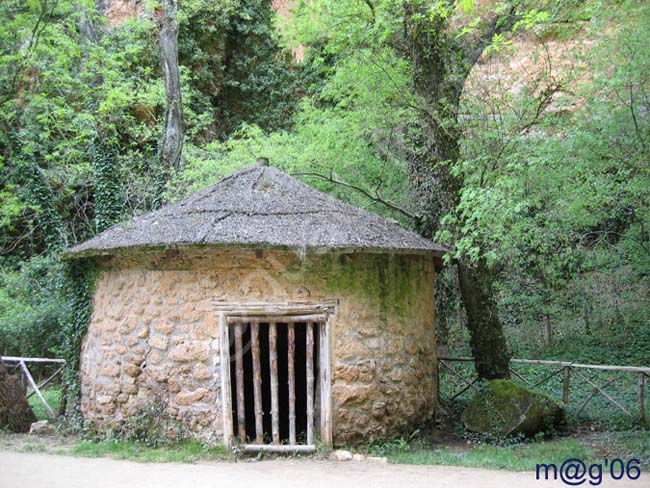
[377,439,595,471]
[368,429,650,471]
[71,439,230,463]
[17,442,50,453]
[28,386,61,421]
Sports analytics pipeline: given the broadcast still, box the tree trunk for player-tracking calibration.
[544,312,553,349]
[0,359,37,433]
[457,261,511,379]
[404,1,512,380]
[160,0,183,174]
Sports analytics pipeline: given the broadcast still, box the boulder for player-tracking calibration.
[330,449,353,462]
[29,420,56,435]
[0,360,38,433]
[462,379,563,437]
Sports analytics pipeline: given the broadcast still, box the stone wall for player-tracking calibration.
[79,247,437,445]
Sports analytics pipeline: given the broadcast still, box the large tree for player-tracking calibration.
[401,1,526,378]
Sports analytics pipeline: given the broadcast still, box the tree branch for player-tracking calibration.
[292,171,418,221]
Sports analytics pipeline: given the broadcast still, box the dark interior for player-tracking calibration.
[229,321,319,444]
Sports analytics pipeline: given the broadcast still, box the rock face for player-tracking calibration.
[0,361,38,433]
[462,380,563,437]
[79,248,437,445]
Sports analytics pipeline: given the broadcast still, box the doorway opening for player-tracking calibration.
[227,319,321,450]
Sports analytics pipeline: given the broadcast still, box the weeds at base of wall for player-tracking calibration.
[78,393,192,448]
[71,439,231,463]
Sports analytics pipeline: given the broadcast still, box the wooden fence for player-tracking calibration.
[438,356,650,423]
[1,355,65,421]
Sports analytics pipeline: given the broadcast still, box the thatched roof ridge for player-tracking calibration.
[65,166,446,257]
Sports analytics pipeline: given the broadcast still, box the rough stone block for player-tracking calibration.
[121,384,138,395]
[154,321,174,335]
[123,364,142,378]
[99,364,120,378]
[168,380,181,393]
[96,395,114,405]
[174,388,208,406]
[333,385,369,406]
[146,365,171,383]
[169,341,209,362]
[147,350,164,365]
[192,364,212,381]
[334,365,359,383]
[149,335,169,351]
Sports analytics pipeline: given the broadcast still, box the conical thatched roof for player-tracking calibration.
[65,166,446,258]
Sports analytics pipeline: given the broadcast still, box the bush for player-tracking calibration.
[0,256,67,359]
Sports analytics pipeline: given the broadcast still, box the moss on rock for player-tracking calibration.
[462,380,563,437]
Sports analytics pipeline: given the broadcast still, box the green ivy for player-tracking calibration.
[58,257,99,424]
[92,137,124,232]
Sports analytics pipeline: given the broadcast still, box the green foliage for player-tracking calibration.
[444,1,650,358]
[58,257,98,421]
[0,0,648,440]
[0,255,66,358]
[0,0,301,397]
[176,0,301,141]
[92,137,124,232]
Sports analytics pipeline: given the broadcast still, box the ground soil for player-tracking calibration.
[1,432,647,487]
[0,450,635,488]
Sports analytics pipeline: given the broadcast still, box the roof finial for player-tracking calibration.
[256,157,270,167]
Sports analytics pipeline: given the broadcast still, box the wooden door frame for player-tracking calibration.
[214,300,336,449]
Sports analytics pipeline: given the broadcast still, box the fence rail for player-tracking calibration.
[438,356,650,423]
[1,355,66,421]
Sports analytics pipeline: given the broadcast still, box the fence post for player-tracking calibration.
[437,359,441,406]
[563,365,571,405]
[639,372,646,424]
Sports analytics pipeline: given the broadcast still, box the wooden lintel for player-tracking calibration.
[227,314,327,324]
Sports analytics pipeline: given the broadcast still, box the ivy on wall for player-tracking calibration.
[58,258,99,421]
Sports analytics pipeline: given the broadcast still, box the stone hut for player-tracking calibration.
[65,165,446,449]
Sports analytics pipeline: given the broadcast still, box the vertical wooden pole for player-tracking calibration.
[639,372,646,424]
[319,318,332,446]
[219,313,233,448]
[269,322,280,445]
[288,322,296,445]
[234,324,246,443]
[563,365,571,405]
[306,322,314,445]
[250,323,264,444]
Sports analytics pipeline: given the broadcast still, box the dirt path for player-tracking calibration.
[1,452,647,488]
